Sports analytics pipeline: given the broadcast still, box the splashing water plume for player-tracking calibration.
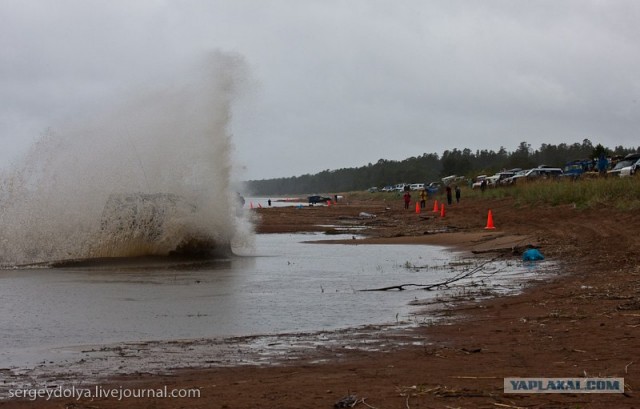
[0,52,252,266]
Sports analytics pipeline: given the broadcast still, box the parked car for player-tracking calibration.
[506,167,563,184]
[563,159,594,179]
[381,185,395,192]
[426,182,441,196]
[367,187,379,193]
[503,169,529,185]
[308,195,333,205]
[441,175,465,185]
[493,171,516,186]
[611,153,640,177]
[485,175,500,187]
[620,157,640,177]
[409,183,425,191]
[471,175,487,189]
[532,167,563,178]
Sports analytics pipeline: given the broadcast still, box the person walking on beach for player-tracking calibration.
[455,185,461,203]
[446,185,452,205]
[403,190,411,210]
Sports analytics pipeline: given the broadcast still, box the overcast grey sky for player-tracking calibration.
[1,1,639,180]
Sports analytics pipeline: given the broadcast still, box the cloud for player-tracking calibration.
[1,0,639,180]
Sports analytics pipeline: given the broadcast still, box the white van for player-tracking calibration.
[410,183,425,191]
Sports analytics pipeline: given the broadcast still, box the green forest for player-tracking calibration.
[245,140,638,195]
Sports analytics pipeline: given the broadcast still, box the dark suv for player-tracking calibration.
[308,195,333,205]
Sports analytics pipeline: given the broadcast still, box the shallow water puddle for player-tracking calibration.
[0,233,554,390]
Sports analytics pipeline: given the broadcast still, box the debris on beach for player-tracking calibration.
[334,393,358,408]
[522,248,544,261]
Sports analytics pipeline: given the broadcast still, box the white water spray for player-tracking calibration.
[0,52,252,266]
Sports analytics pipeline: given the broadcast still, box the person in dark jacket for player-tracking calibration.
[597,154,609,177]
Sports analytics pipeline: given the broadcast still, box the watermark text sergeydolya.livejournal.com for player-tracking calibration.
[504,378,624,393]
[7,385,201,401]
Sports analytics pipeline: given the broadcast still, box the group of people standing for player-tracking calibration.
[446,185,461,205]
[402,185,461,209]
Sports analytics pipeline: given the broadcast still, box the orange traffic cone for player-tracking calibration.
[432,200,439,212]
[440,203,445,217]
[415,202,421,214]
[485,210,496,229]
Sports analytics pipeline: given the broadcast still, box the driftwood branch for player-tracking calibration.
[360,283,424,291]
[359,398,378,409]
[360,257,501,292]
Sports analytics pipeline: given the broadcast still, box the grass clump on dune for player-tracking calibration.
[468,177,640,209]
[348,177,640,210]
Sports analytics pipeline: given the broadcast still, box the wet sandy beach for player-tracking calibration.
[2,195,639,408]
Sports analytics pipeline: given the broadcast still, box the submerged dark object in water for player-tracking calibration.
[47,255,233,269]
[169,236,229,257]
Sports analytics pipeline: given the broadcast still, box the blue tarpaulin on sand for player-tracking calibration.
[522,248,544,261]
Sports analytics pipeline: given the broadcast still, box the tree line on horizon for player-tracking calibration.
[245,139,638,195]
